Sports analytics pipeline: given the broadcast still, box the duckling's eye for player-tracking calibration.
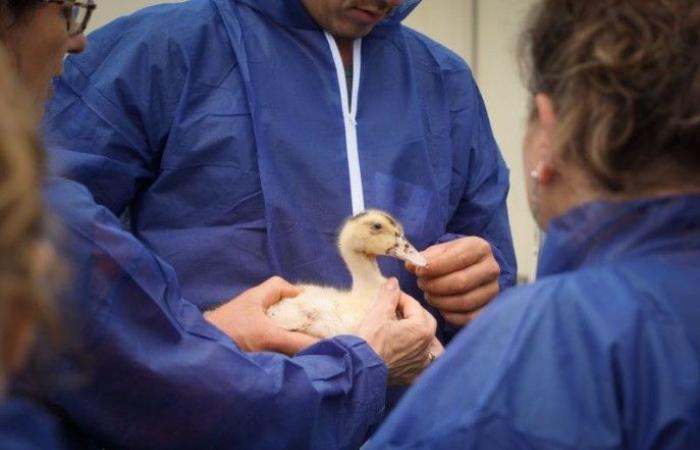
[370,222,383,232]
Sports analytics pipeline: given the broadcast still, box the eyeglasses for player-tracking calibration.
[45,0,97,36]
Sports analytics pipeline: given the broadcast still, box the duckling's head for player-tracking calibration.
[338,210,427,267]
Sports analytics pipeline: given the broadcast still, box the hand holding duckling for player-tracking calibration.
[204,276,320,355]
[406,237,501,326]
[355,278,442,385]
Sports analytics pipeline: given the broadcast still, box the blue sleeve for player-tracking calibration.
[44,177,387,450]
[440,71,517,293]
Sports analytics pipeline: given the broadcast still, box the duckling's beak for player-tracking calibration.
[387,236,427,267]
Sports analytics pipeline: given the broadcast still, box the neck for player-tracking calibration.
[341,247,386,306]
[335,37,354,69]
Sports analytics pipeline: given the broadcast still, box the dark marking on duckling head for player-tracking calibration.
[353,211,369,220]
[379,212,398,228]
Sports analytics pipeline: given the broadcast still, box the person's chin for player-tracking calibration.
[334,24,375,40]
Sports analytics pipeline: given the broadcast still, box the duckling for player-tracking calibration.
[266,210,427,339]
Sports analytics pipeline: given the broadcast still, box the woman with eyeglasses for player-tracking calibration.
[0,1,91,448]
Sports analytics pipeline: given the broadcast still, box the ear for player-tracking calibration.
[531,161,555,185]
[534,93,556,129]
[531,94,557,185]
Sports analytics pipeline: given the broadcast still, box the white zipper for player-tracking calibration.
[325,32,365,215]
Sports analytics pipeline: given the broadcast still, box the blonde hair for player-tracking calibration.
[0,42,56,377]
[521,0,700,193]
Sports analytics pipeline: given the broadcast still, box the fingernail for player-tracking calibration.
[385,278,398,291]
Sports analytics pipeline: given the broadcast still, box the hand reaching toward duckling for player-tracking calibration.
[406,237,501,326]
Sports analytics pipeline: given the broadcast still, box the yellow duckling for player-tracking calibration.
[267,210,427,338]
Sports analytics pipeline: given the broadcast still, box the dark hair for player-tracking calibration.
[520,0,700,193]
[1,0,43,30]
[1,0,42,16]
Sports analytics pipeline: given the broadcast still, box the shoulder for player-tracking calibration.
[71,0,233,82]
[370,271,637,447]
[399,26,472,75]
[438,267,651,385]
[489,268,646,341]
[391,26,480,111]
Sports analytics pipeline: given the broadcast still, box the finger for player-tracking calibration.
[396,291,430,322]
[441,307,483,327]
[266,330,320,356]
[404,243,447,274]
[257,276,304,308]
[404,260,417,275]
[424,337,445,367]
[425,306,438,332]
[371,277,401,319]
[428,337,444,358]
[418,257,500,296]
[415,237,493,279]
[427,281,499,314]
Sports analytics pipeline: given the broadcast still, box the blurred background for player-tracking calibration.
[89,0,539,282]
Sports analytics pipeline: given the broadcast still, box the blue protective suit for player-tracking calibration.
[0,398,64,450]
[40,0,515,447]
[42,176,386,450]
[43,0,516,328]
[368,195,700,449]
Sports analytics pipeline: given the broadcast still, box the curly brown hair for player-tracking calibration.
[521,0,700,193]
[0,42,57,377]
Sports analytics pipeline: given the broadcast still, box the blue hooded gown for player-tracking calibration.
[368,195,700,449]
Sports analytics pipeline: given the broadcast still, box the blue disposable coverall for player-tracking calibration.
[0,398,65,450]
[368,195,700,449]
[44,0,515,325]
[40,0,515,447]
[41,176,386,450]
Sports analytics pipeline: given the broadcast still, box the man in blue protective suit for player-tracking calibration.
[40,0,517,448]
[367,0,700,448]
[45,0,516,331]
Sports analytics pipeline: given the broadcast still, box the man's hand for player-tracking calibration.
[204,277,319,355]
[355,278,440,385]
[406,237,501,327]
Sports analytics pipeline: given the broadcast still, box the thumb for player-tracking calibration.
[257,276,304,308]
[268,330,320,356]
[373,277,401,319]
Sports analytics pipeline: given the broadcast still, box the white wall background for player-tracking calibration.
[87,0,539,281]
